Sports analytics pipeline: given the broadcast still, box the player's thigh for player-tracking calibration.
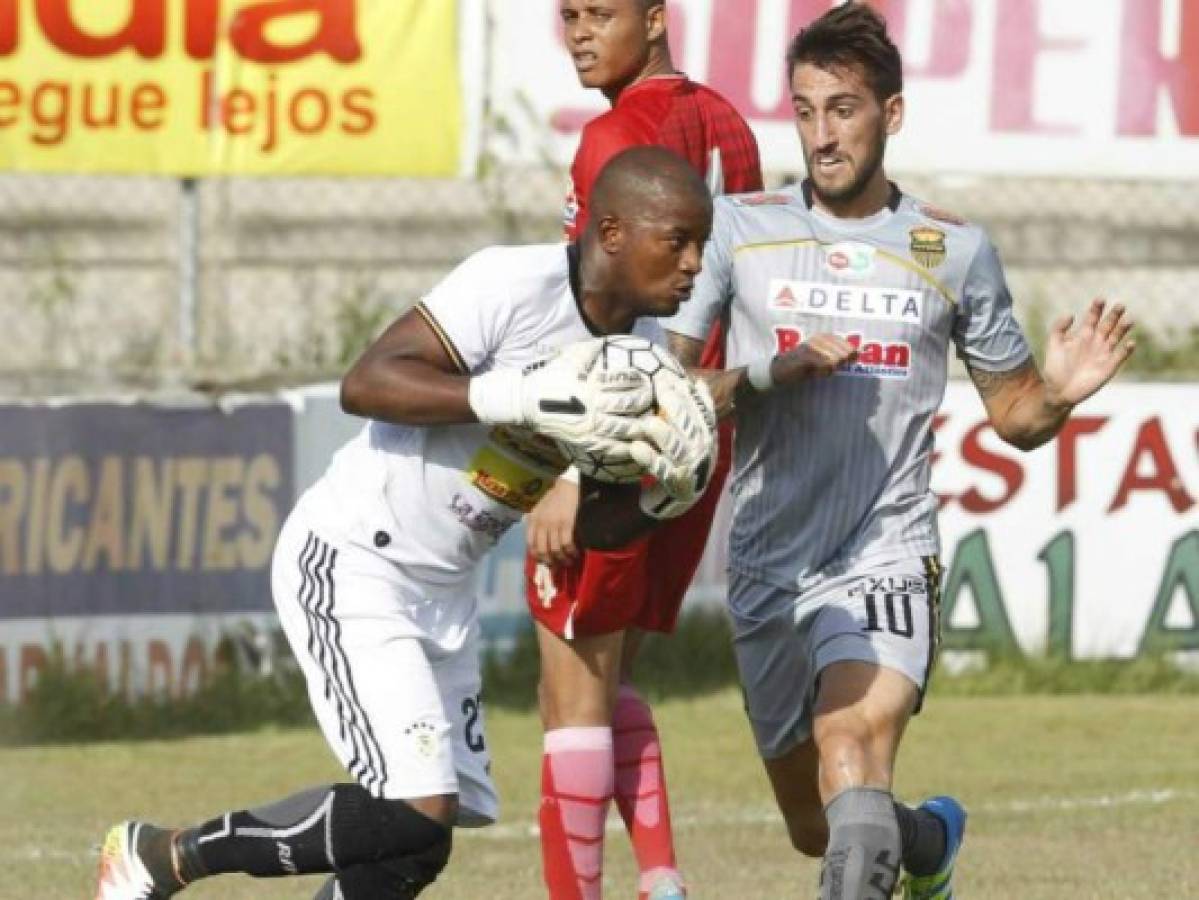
[726,572,822,759]
[808,558,940,788]
[535,619,624,727]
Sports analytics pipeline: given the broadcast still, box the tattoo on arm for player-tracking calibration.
[967,359,1035,400]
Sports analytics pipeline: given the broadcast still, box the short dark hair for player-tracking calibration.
[786,2,903,101]
[590,146,711,223]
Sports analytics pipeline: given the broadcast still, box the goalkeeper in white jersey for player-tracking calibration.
[665,5,1135,900]
[94,147,718,900]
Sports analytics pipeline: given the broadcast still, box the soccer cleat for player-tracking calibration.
[900,796,967,900]
[95,822,176,900]
[644,874,687,900]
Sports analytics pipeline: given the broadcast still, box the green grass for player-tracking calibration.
[4,691,1197,899]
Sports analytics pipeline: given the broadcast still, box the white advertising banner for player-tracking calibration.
[932,381,1198,658]
[488,0,1199,178]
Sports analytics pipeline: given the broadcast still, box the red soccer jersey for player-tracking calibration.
[564,75,763,369]
[565,74,762,240]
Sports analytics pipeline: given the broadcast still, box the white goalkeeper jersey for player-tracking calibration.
[301,243,662,609]
[668,182,1031,589]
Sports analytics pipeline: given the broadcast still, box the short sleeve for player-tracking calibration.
[664,199,735,341]
[953,238,1032,372]
[417,248,512,374]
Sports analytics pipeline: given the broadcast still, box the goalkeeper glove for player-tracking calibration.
[468,338,653,444]
[632,377,718,520]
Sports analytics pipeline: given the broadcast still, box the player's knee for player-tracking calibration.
[329,785,453,869]
[813,723,874,786]
[537,675,611,729]
[336,833,453,899]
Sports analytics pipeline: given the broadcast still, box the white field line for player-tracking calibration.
[6,788,1195,863]
[468,787,1199,841]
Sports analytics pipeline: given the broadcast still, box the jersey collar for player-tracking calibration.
[800,178,902,215]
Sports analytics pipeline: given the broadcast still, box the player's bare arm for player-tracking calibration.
[527,475,582,566]
[665,330,742,417]
[341,307,475,425]
[970,298,1134,451]
[667,330,860,417]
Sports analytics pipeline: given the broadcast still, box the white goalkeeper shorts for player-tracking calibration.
[271,504,498,827]
[729,555,942,760]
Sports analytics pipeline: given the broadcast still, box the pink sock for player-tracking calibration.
[612,686,685,897]
[539,727,613,900]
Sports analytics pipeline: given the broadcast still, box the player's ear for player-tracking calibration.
[883,93,904,136]
[597,214,625,254]
[645,2,666,43]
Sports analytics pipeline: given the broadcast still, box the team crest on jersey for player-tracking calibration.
[909,226,947,268]
[773,326,912,379]
[734,192,793,206]
[918,204,967,226]
[823,242,876,277]
[403,718,441,759]
[767,279,922,323]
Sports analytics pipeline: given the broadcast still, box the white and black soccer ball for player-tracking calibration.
[593,333,687,384]
[561,335,689,484]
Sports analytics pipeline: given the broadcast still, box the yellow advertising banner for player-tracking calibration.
[0,0,464,176]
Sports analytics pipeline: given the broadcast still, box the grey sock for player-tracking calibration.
[819,787,902,900]
[894,802,947,876]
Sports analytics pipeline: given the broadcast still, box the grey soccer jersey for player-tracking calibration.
[668,183,1030,588]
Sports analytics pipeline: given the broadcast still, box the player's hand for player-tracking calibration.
[1041,299,1135,409]
[469,339,654,444]
[770,334,860,384]
[632,378,718,520]
[526,475,581,566]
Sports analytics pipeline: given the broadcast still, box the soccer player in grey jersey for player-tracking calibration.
[665,5,1135,899]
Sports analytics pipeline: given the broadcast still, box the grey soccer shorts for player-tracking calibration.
[729,556,942,759]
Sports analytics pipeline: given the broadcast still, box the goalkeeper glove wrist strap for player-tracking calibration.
[468,369,524,426]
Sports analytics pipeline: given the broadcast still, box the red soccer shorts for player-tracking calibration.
[525,421,733,638]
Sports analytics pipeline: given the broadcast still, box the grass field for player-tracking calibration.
[4,689,1197,899]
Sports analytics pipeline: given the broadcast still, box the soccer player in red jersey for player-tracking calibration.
[526,3,762,898]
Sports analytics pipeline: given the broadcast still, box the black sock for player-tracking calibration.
[893,802,948,876]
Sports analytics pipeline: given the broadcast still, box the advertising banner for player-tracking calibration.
[0,400,293,701]
[661,382,1199,661]
[932,382,1198,659]
[0,0,466,176]
[490,0,1199,179]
